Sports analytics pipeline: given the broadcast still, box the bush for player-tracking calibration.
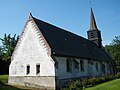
[62,73,120,90]
[64,80,83,90]
[82,78,91,88]
[114,72,120,79]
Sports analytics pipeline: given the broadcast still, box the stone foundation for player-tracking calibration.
[8,76,55,90]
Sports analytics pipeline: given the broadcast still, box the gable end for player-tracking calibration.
[11,14,51,61]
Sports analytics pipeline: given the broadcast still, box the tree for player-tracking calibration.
[0,46,3,60]
[112,36,120,45]
[0,34,19,61]
[105,36,120,72]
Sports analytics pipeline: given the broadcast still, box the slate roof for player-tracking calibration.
[32,16,112,62]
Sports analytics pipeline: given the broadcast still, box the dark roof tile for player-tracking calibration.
[33,17,112,62]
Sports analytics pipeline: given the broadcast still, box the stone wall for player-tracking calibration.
[8,76,55,90]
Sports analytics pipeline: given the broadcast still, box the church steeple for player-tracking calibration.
[90,8,98,30]
[87,7,102,48]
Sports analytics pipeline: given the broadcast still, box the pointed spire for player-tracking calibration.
[89,7,98,30]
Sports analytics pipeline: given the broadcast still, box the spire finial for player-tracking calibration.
[89,0,92,8]
[29,12,33,20]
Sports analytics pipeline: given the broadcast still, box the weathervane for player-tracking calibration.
[89,0,92,8]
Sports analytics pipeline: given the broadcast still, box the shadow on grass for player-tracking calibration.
[0,81,24,90]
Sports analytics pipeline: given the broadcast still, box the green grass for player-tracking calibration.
[0,75,28,90]
[0,75,8,83]
[0,75,22,90]
[85,79,120,90]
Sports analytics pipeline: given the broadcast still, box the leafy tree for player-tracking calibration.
[0,34,19,61]
[0,46,3,60]
[105,36,120,72]
[112,36,120,45]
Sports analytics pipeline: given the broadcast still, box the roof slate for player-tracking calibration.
[32,16,112,62]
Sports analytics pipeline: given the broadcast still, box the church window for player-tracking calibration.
[91,32,94,38]
[80,60,84,72]
[96,62,98,72]
[36,64,40,74]
[73,59,79,70]
[102,63,106,74]
[66,59,72,72]
[26,65,30,75]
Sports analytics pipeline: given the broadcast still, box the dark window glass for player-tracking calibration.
[91,32,94,38]
[74,60,79,70]
[27,65,30,75]
[66,59,72,72]
[96,62,98,72]
[36,64,40,74]
[80,60,84,72]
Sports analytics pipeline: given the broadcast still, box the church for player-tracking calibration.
[8,8,114,90]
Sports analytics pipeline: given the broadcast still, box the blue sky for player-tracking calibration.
[0,0,120,46]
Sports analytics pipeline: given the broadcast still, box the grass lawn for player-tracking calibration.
[85,79,120,90]
[0,75,8,83]
[0,75,22,90]
[0,75,29,90]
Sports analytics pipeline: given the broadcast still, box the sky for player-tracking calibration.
[0,0,120,46]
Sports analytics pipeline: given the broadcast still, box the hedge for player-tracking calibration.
[62,73,120,90]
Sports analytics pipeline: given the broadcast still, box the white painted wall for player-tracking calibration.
[54,56,109,79]
[55,56,88,79]
[9,20,55,76]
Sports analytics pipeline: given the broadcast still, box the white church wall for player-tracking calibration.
[9,20,55,77]
[54,56,110,80]
[54,56,88,79]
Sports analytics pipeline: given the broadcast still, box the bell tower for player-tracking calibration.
[87,8,102,48]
